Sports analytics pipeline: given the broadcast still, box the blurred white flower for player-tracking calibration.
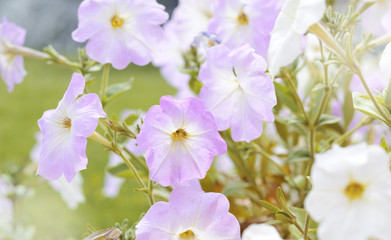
[268,0,326,77]
[305,143,391,240]
[380,41,391,80]
[30,133,85,209]
[242,224,282,240]
[0,176,13,222]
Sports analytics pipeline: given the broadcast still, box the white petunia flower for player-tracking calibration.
[267,0,326,77]
[242,224,282,240]
[305,143,391,240]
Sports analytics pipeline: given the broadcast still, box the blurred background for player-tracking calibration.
[0,0,179,239]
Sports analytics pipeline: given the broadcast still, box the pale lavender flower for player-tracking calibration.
[37,73,106,182]
[199,44,276,142]
[135,187,241,240]
[0,18,26,92]
[136,95,227,186]
[153,0,217,97]
[30,133,86,209]
[72,0,168,69]
[208,0,282,58]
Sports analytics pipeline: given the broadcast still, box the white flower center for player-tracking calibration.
[171,128,188,142]
[179,230,198,240]
[344,182,365,200]
[111,14,124,29]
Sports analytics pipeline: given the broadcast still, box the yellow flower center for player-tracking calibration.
[237,11,248,25]
[63,117,72,130]
[111,15,124,29]
[344,182,365,200]
[179,230,197,240]
[171,128,188,141]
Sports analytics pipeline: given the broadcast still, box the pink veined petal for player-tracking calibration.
[61,73,86,106]
[146,141,212,186]
[136,122,172,150]
[69,93,106,137]
[135,202,180,237]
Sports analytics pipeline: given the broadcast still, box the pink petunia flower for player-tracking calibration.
[0,18,26,92]
[37,73,106,182]
[136,95,227,187]
[72,0,168,69]
[135,187,241,240]
[199,44,276,142]
[208,0,282,58]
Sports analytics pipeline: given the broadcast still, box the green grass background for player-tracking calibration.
[0,59,176,239]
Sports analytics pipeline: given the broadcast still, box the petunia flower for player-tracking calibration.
[199,44,276,142]
[305,143,391,240]
[136,95,227,187]
[208,0,282,58]
[135,187,241,240]
[37,73,106,182]
[242,224,282,240]
[267,0,326,77]
[154,0,217,97]
[0,17,26,92]
[30,132,86,209]
[72,0,168,69]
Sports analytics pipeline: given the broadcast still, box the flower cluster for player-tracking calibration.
[4,0,391,239]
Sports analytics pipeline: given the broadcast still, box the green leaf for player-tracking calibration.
[353,92,391,127]
[105,79,134,103]
[107,163,134,178]
[317,114,341,126]
[342,88,354,129]
[290,207,318,240]
[258,200,282,214]
[386,81,391,110]
[274,82,300,114]
[380,135,389,152]
[221,182,250,197]
[123,112,140,126]
[286,148,312,163]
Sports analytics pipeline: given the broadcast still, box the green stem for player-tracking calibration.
[100,64,110,104]
[313,66,344,125]
[89,131,153,206]
[303,214,311,240]
[4,42,80,70]
[334,117,373,145]
[309,22,391,128]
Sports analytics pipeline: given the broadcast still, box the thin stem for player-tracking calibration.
[4,42,80,70]
[335,117,373,145]
[100,63,110,104]
[5,43,48,60]
[313,66,344,125]
[303,214,311,240]
[90,131,153,206]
